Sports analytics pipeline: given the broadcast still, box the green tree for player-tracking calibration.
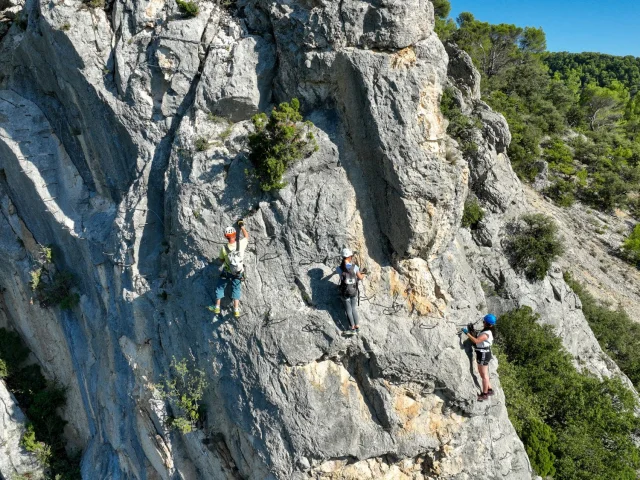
[247,99,317,191]
[158,357,208,434]
[543,137,574,175]
[522,418,557,477]
[496,306,640,479]
[580,82,629,131]
[505,214,564,281]
[621,224,640,266]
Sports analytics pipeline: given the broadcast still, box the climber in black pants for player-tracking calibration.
[336,248,366,331]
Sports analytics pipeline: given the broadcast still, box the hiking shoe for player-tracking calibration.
[207,305,221,314]
[487,388,495,396]
[477,393,489,402]
[234,309,240,318]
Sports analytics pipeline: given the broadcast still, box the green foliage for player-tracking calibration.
[497,307,640,479]
[440,12,640,210]
[247,99,317,192]
[157,357,207,434]
[453,12,545,78]
[461,198,484,229]
[42,246,53,263]
[0,358,7,378]
[565,272,640,389]
[505,214,564,281]
[544,52,640,95]
[195,137,208,152]
[219,0,236,9]
[522,418,557,477]
[544,177,576,207]
[219,125,233,141]
[0,329,31,374]
[30,268,42,291]
[60,22,71,32]
[620,224,640,266]
[176,0,199,17]
[432,0,456,41]
[0,328,80,478]
[84,0,105,8]
[440,88,480,156]
[21,424,52,466]
[35,271,79,310]
[543,136,574,175]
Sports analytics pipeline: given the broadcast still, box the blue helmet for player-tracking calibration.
[484,314,497,325]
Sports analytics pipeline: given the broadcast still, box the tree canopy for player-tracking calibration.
[435,4,640,214]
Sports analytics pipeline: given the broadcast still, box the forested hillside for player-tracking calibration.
[436,7,640,228]
[437,3,640,478]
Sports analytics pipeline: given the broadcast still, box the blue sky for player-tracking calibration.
[449,0,640,57]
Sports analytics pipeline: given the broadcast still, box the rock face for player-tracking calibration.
[0,0,630,479]
[0,381,46,479]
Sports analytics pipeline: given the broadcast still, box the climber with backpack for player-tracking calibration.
[463,314,497,401]
[207,220,249,318]
[336,248,366,332]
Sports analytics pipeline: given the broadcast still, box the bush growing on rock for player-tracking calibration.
[565,272,640,389]
[505,214,563,281]
[544,177,576,207]
[496,307,640,479]
[0,328,80,478]
[176,0,199,17]
[247,98,318,192]
[84,0,105,8]
[195,137,208,152]
[620,224,640,267]
[440,87,481,157]
[35,271,80,310]
[158,357,207,434]
[461,198,484,229]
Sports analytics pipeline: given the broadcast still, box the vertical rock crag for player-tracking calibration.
[2,1,624,479]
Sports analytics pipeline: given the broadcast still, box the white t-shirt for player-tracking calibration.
[220,237,248,272]
[336,265,360,275]
[476,330,493,349]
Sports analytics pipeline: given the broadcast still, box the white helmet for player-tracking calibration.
[341,247,353,258]
[224,226,236,236]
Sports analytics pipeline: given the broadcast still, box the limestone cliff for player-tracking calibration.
[0,1,630,479]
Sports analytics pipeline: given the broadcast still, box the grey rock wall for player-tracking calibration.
[0,0,624,479]
[0,381,46,479]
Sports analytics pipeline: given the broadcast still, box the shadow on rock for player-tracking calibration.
[307,267,350,332]
[459,334,482,392]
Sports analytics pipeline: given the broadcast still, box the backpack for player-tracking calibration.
[225,245,244,276]
[340,269,358,298]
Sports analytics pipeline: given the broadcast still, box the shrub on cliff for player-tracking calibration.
[176,0,199,17]
[35,271,80,310]
[0,328,80,478]
[496,307,640,479]
[158,357,207,434]
[564,272,640,389]
[440,87,481,157]
[620,224,640,267]
[505,214,563,281]
[461,198,484,229]
[247,98,318,192]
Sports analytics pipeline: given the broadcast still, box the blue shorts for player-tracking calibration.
[215,272,242,300]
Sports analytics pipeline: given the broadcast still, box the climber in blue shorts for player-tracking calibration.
[207,220,249,318]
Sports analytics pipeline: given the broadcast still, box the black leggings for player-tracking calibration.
[341,296,359,328]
